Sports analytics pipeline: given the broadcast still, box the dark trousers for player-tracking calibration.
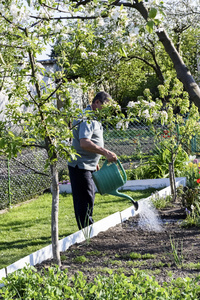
[68,165,95,230]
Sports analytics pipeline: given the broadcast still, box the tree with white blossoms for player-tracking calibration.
[1,0,200,267]
[0,1,103,266]
[0,0,124,267]
[49,0,200,109]
[60,0,200,109]
[126,74,200,201]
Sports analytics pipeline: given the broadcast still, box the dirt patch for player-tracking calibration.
[36,203,200,284]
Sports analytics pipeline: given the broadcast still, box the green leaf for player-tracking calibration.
[8,131,15,138]
[149,8,157,19]
[119,47,127,57]
[0,138,5,148]
[146,21,154,33]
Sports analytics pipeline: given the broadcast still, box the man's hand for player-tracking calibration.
[80,138,117,162]
[104,150,117,162]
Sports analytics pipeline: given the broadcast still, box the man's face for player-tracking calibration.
[93,99,109,111]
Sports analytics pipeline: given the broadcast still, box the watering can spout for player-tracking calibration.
[109,190,139,211]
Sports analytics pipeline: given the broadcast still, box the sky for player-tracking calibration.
[37,45,51,61]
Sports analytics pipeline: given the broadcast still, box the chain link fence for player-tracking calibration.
[1,120,200,210]
[104,122,156,157]
[104,121,200,157]
[0,148,68,210]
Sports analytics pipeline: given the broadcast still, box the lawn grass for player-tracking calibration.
[0,188,157,270]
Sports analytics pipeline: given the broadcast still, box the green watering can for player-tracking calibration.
[92,159,138,211]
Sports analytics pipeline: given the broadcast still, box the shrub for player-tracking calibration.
[128,142,188,180]
[1,265,200,299]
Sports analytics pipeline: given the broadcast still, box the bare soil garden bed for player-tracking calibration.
[36,203,200,284]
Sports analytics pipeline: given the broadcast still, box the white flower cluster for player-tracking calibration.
[152,112,159,119]
[88,52,98,57]
[127,100,169,122]
[98,18,105,27]
[127,101,140,108]
[127,32,137,46]
[116,120,129,130]
[8,4,30,26]
[142,109,150,118]
[160,110,168,120]
[127,100,156,108]
[81,52,87,59]
[110,7,129,26]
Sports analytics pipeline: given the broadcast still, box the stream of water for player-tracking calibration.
[137,198,164,232]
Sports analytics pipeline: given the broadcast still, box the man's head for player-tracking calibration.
[92,91,112,110]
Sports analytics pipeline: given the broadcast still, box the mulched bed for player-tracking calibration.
[36,202,200,284]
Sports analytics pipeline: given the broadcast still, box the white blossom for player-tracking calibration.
[134,27,139,35]
[113,103,121,110]
[116,121,123,129]
[127,101,136,108]
[88,52,98,57]
[127,32,137,45]
[110,9,120,21]
[35,73,43,82]
[35,62,45,70]
[142,100,149,105]
[116,120,129,129]
[152,112,159,119]
[10,4,20,18]
[160,111,168,120]
[81,52,88,59]
[156,27,164,33]
[149,102,156,108]
[98,18,105,26]
[142,109,150,118]
[125,121,129,129]
[22,41,30,47]
[79,45,87,51]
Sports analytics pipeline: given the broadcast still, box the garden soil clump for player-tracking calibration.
[36,203,200,284]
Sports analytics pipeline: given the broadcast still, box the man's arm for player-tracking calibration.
[80,138,117,162]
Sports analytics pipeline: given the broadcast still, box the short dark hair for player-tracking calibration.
[92,91,112,104]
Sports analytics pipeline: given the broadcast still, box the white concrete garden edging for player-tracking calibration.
[0,177,186,285]
[58,177,186,194]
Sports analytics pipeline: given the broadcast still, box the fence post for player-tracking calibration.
[7,158,12,207]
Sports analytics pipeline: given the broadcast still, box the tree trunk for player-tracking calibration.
[155,29,200,109]
[169,162,177,202]
[50,160,61,267]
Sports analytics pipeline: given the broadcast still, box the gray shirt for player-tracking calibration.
[68,105,104,170]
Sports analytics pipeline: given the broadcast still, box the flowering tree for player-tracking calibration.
[127,74,200,201]
[0,1,124,266]
[52,0,200,108]
[1,0,200,266]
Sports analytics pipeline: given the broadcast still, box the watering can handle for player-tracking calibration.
[102,159,127,184]
[116,159,127,184]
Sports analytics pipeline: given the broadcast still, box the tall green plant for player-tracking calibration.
[147,140,188,179]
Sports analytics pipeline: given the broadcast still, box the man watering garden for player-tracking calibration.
[68,91,117,229]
